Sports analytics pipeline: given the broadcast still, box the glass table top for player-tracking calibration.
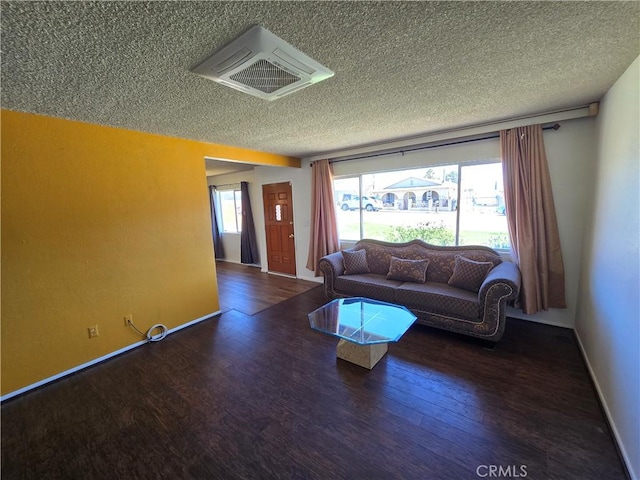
[308,297,417,345]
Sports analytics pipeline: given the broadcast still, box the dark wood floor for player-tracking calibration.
[1,270,627,479]
[215,260,318,316]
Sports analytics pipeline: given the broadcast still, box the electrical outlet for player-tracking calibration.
[124,314,132,327]
[88,325,99,338]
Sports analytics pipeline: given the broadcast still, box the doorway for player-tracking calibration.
[262,182,296,276]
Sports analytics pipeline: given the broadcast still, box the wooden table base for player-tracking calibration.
[336,339,388,369]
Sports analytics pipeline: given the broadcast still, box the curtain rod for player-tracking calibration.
[320,123,561,165]
[211,183,241,188]
[308,102,596,163]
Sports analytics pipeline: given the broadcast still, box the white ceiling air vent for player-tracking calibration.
[191,25,334,101]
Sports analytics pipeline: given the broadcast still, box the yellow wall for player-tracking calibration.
[0,110,298,395]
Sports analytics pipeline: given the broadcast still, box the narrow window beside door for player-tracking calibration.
[218,189,243,233]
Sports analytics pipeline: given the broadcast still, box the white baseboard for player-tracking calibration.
[216,259,260,268]
[298,275,323,284]
[0,310,222,403]
[266,270,297,279]
[215,258,241,264]
[507,315,573,329]
[506,306,574,329]
[574,331,636,480]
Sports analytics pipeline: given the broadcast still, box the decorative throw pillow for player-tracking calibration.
[342,249,370,275]
[448,255,494,292]
[386,256,429,283]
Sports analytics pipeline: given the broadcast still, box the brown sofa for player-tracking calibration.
[318,239,521,342]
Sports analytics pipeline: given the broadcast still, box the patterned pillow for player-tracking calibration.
[386,256,429,283]
[342,249,370,275]
[448,255,494,292]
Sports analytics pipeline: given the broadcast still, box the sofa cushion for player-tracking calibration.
[395,282,480,321]
[386,256,429,283]
[358,242,438,276]
[356,243,396,275]
[354,240,503,282]
[342,249,370,275]
[335,274,402,303]
[448,255,494,293]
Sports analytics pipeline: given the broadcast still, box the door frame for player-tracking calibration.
[261,179,297,277]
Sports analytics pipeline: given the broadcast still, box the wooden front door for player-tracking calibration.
[262,182,296,276]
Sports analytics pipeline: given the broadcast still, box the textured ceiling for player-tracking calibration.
[2,1,639,171]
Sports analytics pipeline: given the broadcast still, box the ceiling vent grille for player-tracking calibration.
[229,59,300,94]
[191,26,333,101]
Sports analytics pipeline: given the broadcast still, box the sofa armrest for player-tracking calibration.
[318,250,348,298]
[478,261,521,306]
[319,250,347,277]
[472,262,521,342]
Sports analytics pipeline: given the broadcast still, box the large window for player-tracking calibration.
[218,188,242,233]
[334,162,510,250]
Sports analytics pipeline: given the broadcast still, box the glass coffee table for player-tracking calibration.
[308,297,417,369]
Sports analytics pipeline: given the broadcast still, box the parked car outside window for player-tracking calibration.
[340,195,383,211]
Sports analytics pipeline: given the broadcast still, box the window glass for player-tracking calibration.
[234,190,243,232]
[333,161,510,250]
[219,189,242,233]
[364,167,457,245]
[458,163,510,249]
[334,177,361,241]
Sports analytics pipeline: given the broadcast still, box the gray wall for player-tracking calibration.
[575,56,639,480]
[207,166,317,280]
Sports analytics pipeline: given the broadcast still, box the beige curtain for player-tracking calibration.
[500,124,566,314]
[306,159,340,275]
